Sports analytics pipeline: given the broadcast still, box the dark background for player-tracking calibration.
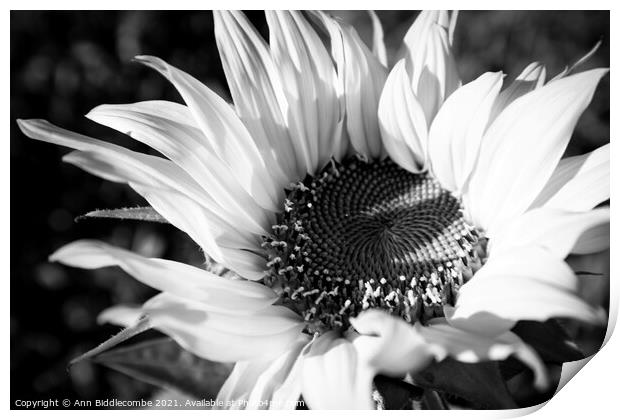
[10,10,610,406]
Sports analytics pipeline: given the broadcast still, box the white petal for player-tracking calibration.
[266,11,341,173]
[63,151,267,277]
[489,62,546,122]
[17,119,272,236]
[270,338,313,409]
[215,336,309,410]
[350,310,434,376]
[18,119,217,214]
[549,41,602,82]
[428,72,503,193]
[452,246,606,336]
[530,143,610,212]
[147,294,302,336]
[490,207,610,259]
[215,360,272,410]
[245,338,308,409]
[402,11,451,52]
[86,103,274,238]
[143,293,305,363]
[130,184,267,279]
[213,11,299,183]
[134,55,281,211]
[402,11,461,124]
[448,11,458,45]
[50,240,275,311]
[86,102,265,206]
[378,60,429,172]
[368,11,387,66]
[97,305,142,327]
[94,99,199,127]
[209,247,268,282]
[301,332,374,409]
[319,12,387,158]
[465,68,609,236]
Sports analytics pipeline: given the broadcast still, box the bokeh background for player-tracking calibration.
[10,10,610,407]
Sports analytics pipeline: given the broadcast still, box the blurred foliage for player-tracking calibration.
[10,10,609,408]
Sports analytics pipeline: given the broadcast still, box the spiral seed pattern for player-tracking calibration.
[263,157,484,333]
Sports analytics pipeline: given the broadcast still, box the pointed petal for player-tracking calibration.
[50,240,275,311]
[428,71,503,193]
[368,11,387,66]
[448,11,458,45]
[301,332,374,409]
[85,103,275,237]
[216,336,309,409]
[530,143,610,211]
[213,11,299,182]
[87,101,275,217]
[209,247,268,283]
[451,247,606,336]
[489,62,546,122]
[133,55,280,211]
[378,60,429,172]
[401,11,461,124]
[17,118,271,236]
[550,41,602,82]
[465,68,609,236]
[97,305,143,327]
[402,11,450,51]
[490,207,610,259]
[143,293,305,363]
[18,119,221,215]
[95,99,200,126]
[130,183,267,280]
[318,12,387,158]
[63,151,269,274]
[266,11,341,173]
[66,149,250,246]
[216,360,270,410]
[270,337,313,410]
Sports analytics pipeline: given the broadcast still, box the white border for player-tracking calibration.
[5,2,618,419]
[2,0,618,10]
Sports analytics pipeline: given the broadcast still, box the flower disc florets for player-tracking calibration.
[263,157,485,333]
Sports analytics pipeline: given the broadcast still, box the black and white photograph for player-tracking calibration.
[9,5,613,412]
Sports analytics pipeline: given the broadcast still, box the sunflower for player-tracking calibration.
[17,10,609,409]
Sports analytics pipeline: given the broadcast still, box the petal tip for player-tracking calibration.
[16,118,41,138]
[133,55,168,75]
[48,248,64,263]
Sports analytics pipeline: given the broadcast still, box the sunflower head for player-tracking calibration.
[264,156,484,332]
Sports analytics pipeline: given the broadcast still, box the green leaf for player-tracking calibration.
[512,320,584,364]
[412,359,517,409]
[93,337,233,399]
[77,207,169,223]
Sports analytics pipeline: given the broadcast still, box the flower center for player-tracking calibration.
[263,157,484,333]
